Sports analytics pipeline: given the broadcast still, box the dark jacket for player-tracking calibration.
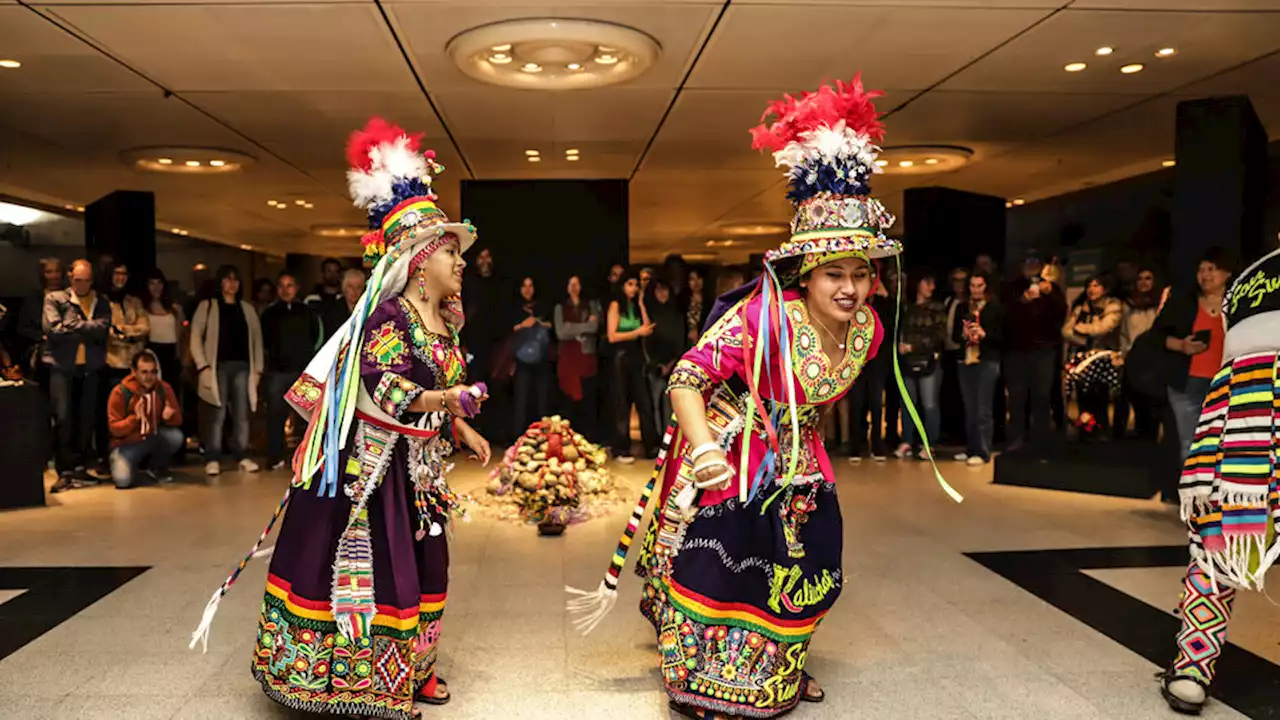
[1151,291,1203,392]
[260,300,322,373]
[42,289,111,371]
[644,297,685,370]
[951,297,1006,363]
[899,299,948,369]
[1006,283,1068,352]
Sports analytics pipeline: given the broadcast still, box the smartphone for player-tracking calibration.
[1193,329,1211,344]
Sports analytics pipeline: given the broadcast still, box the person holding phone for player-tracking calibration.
[1152,247,1232,461]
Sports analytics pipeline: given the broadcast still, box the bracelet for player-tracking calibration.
[692,459,733,489]
[689,442,721,463]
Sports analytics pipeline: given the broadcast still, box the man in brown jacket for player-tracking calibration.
[107,349,183,489]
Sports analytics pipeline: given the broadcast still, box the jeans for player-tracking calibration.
[110,426,183,488]
[900,368,941,451]
[1005,348,1057,445]
[648,369,674,437]
[204,361,250,462]
[610,348,657,456]
[958,360,1001,461]
[49,367,98,475]
[265,371,303,465]
[849,359,889,456]
[1168,377,1212,461]
[513,361,551,438]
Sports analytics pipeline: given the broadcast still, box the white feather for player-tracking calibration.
[770,122,881,175]
[347,169,391,211]
[346,135,432,211]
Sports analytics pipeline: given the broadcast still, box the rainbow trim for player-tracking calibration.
[665,578,824,641]
[265,574,445,630]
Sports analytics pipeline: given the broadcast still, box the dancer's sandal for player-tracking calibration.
[667,702,742,720]
[415,674,451,706]
[800,672,825,703]
[1156,669,1207,716]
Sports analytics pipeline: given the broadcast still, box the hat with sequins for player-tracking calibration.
[346,117,476,268]
[749,75,900,276]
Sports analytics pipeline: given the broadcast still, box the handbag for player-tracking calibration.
[514,325,550,365]
[1064,349,1122,399]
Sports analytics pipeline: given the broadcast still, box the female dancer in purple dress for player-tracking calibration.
[191,118,490,720]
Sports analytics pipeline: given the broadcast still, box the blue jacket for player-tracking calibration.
[42,290,111,371]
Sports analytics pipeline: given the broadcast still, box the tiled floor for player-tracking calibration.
[0,456,1274,719]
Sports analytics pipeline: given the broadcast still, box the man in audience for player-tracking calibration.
[308,258,346,339]
[1004,256,1067,450]
[259,271,322,470]
[107,350,183,488]
[44,259,111,493]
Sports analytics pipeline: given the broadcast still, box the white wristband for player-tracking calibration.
[689,442,721,463]
[692,460,733,489]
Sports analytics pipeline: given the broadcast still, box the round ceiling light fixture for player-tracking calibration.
[121,147,255,174]
[312,224,369,239]
[875,145,974,174]
[717,222,790,238]
[448,18,661,90]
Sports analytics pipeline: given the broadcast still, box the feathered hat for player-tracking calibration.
[750,74,900,276]
[345,117,476,268]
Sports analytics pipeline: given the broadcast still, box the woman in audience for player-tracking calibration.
[896,270,948,460]
[143,269,186,402]
[681,267,710,345]
[952,270,1004,466]
[190,264,264,476]
[643,276,685,433]
[554,275,601,440]
[605,267,656,463]
[509,276,553,437]
[1115,266,1162,439]
[1153,247,1232,461]
[1062,274,1123,438]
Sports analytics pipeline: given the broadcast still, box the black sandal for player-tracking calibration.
[1157,669,1207,715]
[800,672,825,703]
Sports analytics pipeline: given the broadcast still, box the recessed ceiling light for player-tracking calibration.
[924,158,939,165]
[303,203,314,209]
[294,200,306,206]
[185,160,201,167]
[566,63,583,71]
[521,63,542,73]
[875,160,888,167]
[312,225,368,238]
[1064,62,1088,73]
[527,156,541,162]
[898,160,914,168]
[239,244,253,251]
[567,155,580,161]
[0,60,20,69]
[1013,198,1026,206]
[1095,46,1114,56]
[1156,47,1177,58]
[1120,63,1144,74]
[525,150,540,157]
[157,158,174,165]
[565,148,580,156]
[276,204,287,209]
[595,54,619,65]
[123,147,254,174]
[172,228,183,233]
[209,159,226,167]
[449,19,660,90]
[1162,159,1176,167]
[489,53,512,65]
[1005,202,1013,209]
[64,204,75,210]
[491,44,512,52]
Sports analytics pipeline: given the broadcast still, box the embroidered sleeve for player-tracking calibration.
[666,300,748,397]
[372,372,426,419]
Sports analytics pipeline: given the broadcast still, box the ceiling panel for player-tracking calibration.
[942,9,1280,94]
[688,4,1052,91]
[0,6,152,93]
[387,2,719,92]
[436,87,672,141]
[43,4,418,92]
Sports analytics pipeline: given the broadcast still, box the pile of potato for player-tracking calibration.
[484,416,616,524]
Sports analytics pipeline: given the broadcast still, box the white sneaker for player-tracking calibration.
[616,455,635,465]
[239,459,261,473]
[893,443,912,459]
[966,455,986,467]
[205,461,221,476]
[953,453,969,462]
[871,454,887,463]
[268,460,287,472]
[849,456,863,465]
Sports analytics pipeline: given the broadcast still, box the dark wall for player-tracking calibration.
[461,179,628,303]
[85,190,156,295]
[903,187,1007,274]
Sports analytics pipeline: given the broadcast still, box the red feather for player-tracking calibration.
[345,117,423,172]
[749,74,885,153]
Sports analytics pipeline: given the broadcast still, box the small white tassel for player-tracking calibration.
[565,580,618,636]
[674,482,697,513]
[252,545,276,560]
[188,587,224,653]
[429,522,443,537]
